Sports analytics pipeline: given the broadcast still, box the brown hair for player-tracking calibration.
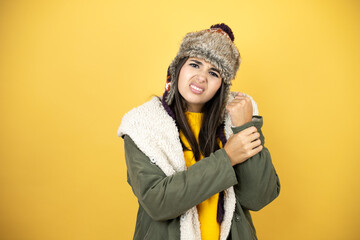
[158,57,227,223]
[169,57,226,160]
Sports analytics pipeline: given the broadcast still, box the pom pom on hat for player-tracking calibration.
[210,23,235,42]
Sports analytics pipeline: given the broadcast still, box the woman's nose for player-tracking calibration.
[196,71,207,83]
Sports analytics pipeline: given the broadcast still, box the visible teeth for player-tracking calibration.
[191,85,203,92]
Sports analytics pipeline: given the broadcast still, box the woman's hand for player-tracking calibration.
[225,92,253,127]
[224,126,263,166]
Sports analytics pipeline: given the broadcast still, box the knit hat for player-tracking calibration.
[163,23,241,112]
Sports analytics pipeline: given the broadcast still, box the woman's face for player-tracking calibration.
[177,57,222,113]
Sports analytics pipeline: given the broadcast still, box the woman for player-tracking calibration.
[117,23,280,240]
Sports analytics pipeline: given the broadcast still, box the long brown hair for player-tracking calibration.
[167,57,226,160]
[158,57,228,223]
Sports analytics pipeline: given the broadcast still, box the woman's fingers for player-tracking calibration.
[250,144,263,155]
[225,126,263,165]
[249,138,262,149]
[249,131,260,142]
[239,126,262,154]
[240,126,257,136]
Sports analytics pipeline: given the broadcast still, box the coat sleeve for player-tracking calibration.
[231,116,281,211]
[123,134,238,221]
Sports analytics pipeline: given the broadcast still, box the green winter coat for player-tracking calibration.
[121,120,279,239]
[118,94,280,239]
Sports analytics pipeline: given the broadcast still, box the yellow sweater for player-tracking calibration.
[179,111,223,240]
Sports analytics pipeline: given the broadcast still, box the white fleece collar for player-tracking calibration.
[117,92,258,240]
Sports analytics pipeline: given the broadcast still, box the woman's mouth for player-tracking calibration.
[190,84,204,94]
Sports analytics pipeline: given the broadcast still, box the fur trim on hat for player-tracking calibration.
[165,25,241,106]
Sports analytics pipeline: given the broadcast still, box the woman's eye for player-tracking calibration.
[210,72,219,78]
[189,63,199,68]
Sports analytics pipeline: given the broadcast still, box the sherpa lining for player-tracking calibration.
[118,92,259,240]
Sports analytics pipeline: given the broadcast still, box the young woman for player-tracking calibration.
[118,23,280,240]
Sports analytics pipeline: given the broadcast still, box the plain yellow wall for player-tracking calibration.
[0,0,359,239]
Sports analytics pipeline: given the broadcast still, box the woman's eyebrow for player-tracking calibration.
[190,60,220,74]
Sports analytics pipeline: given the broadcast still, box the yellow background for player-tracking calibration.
[1,0,359,239]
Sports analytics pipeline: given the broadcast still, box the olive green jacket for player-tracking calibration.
[118,93,280,240]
